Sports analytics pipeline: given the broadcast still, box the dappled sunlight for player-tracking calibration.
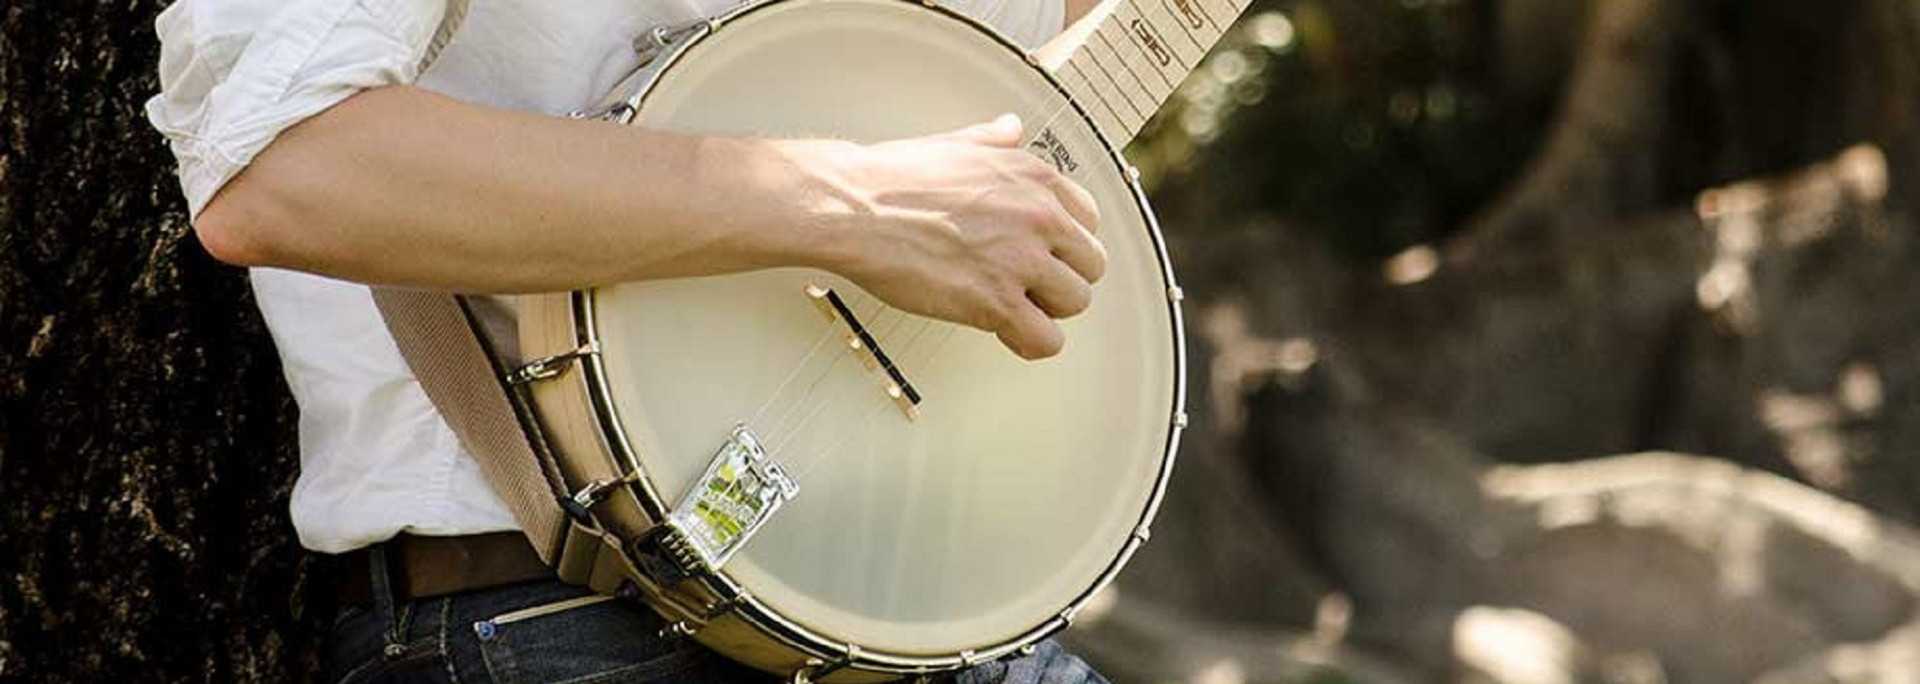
[1758,388,1854,489]
[1755,361,1884,490]
[1481,454,1920,591]
[1190,658,1249,684]
[1201,302,1318,433]
[1452,606,1583,684]
[1382,244,1439,285]
[1692,144,1890,335]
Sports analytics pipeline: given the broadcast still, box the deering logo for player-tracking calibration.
[1027,127,1080,175]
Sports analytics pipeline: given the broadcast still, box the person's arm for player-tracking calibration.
[1063,0,1102,31]
[1034,0,1110,69]
[197,86,1103,359]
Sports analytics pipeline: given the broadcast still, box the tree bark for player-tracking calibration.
[0,2,323,681]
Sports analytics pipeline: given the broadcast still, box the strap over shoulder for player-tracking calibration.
[369,287,569,564]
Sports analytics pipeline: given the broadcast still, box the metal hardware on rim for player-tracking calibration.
[659,620,699,639]
[560,471,643,522]
[700,596,739,620]
[791,643,859,684]
[506,342,600,386]
[633,17,716,63]
[627,527,695,585]
[1131,523,1153,543]
[568,102,636,123]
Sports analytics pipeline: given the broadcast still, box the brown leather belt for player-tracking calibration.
[339,532,552,607]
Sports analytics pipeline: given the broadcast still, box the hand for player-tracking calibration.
[785,115,1106,360]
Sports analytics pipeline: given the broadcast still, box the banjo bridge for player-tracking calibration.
[806,284,923,420]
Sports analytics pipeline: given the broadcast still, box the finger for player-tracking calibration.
[1026,258,1094,319]
[937,113,1024,148]
[1047,174,1101,237]
[996,302,1066,360]
[1044,206,1108,285]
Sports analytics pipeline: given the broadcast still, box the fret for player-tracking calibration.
[1082,33,1153,128]
[1122,0,1202,67]
[1049,0,1253,146]
[1099,16,1177,114]
[1095,18,1172,103]
[1062,61,1131,142]
[1133,0,1207,65]
[1158,0,1218,35]
[1113,0,1190,85]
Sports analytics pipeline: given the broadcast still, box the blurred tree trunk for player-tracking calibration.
[0,2,323,682]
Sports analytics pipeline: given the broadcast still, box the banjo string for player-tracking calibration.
[747,311,842,426]
[766,301,913,455]
[755,95,1086,459]
[787,317,965,482]
[752,8,1180,457]
[762,296,896,452]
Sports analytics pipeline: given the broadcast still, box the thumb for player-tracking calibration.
[939,113,1024,147]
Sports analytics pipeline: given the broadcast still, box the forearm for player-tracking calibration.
[196,85,846,293]
[197,82,1104,358]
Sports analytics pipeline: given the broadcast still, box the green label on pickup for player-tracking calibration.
[666,425,797,570]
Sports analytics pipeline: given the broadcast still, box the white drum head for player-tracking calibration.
[588,0,1181,656]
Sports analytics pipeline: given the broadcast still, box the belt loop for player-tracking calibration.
[368,546,408,659]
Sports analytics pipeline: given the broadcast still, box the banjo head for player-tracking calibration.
[572,0,1184,667]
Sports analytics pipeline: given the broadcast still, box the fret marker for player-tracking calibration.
[1129,19,1172,67]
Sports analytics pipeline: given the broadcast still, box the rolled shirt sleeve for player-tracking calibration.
[146,0,450,218]
[146,0,1064,219]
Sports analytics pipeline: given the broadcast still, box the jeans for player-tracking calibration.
[326,552,1109,684]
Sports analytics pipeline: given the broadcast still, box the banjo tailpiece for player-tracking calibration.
[662,424,799,572]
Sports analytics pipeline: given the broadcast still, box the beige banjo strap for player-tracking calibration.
[362,1,636,581]
[364,0,581,563]
[369,288,570,565]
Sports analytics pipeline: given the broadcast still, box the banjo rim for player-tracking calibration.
[552,0,1190,675]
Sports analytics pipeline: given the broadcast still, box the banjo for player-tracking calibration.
[495,0,1249,679]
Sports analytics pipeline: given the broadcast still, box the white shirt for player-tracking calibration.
[147,0,1066,553]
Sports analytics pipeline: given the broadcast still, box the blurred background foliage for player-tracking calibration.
[1139,0,1539,259]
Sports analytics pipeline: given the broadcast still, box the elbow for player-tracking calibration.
[192,179,280,268]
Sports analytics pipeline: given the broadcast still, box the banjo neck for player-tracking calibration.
[1039,0,1253,148]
